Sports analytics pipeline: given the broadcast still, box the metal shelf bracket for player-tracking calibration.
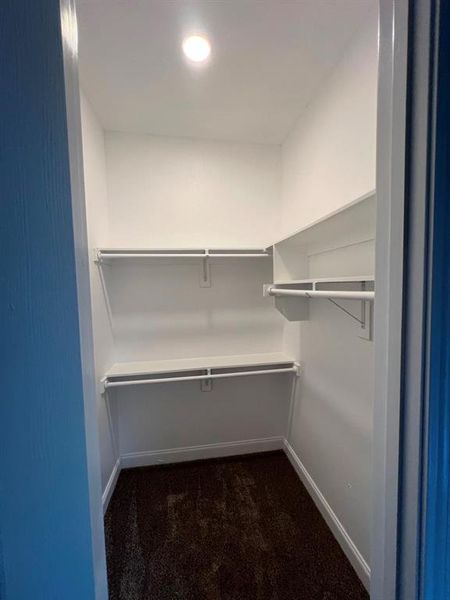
[327,297,373,340]
[201,368,212,391]
[200,251,211,288]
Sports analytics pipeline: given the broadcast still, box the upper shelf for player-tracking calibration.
[95,248,271,262]
[272,190,376,252]
[271,191,376,283]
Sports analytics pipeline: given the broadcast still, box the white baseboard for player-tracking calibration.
[102,458,121,514]
[120,436,284,469]
[283,440,370,590]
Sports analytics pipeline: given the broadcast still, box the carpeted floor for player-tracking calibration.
[105,451,369,600]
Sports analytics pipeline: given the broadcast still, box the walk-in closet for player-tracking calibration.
[76,1,378,597]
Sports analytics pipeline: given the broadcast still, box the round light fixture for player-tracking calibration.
[182,35,211,63]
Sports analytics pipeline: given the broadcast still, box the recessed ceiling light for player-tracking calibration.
[182,35,211,63]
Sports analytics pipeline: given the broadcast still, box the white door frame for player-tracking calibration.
[373,1,439,598]
[61,0,109,597]
[372,1,409,595]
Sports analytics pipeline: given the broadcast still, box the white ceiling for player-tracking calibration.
[77,0,375,144]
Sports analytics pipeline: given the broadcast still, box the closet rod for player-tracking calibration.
[97,251,270,259]
[267,287,375,301]
[104,366,298,389]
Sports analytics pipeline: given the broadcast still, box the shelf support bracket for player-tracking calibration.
[100,376,108,395]
[327,298,365,325]
[358,298,373,341]
[200,250,211,287]
[327,297,373,341]
[201,368,212,391]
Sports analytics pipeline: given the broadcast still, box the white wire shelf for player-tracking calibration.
[265,277,375,335]
[273,275,375,286]
[102,352,298,391]
[265,275,375,301]
[95,248,271,261]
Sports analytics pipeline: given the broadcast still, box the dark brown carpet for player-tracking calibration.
[105,451,368,600]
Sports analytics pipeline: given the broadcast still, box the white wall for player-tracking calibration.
[280,9,378,239]
[103,132,283,361]
[105,259,282,363]
[80,92,118,495]
[87,129,289,475]
[285,292,374,575]
[105,132,281,248]
[101,256,288,460]
[116,374,291,462]
[281,8,378,580]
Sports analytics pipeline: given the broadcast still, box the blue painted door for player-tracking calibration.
[422,2,450,598]
[0,1,102,598]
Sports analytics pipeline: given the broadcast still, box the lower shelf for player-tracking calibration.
[103,352,298,391]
